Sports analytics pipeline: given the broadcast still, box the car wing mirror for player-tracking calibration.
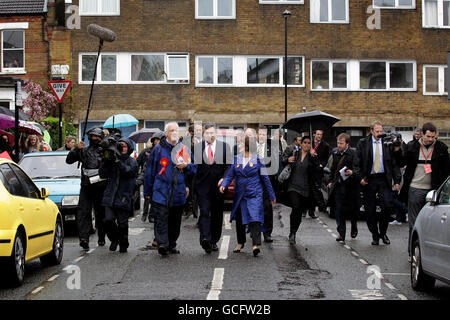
[40,187,49,199]
[426,190,437,205]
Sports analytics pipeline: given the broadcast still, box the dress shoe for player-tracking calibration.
[80,240,89,250]
[233,244,244,253]
[98,236,105,247]
[381,234,390,245]
[201,240,212,254]
[211,243,219,251]
[109,240,119,252]
[351,226,358,239]
[158,246,168,256]
[169,248,180,254]
[253,247,260,257]
[288,233,296,245]
[141,213,148,222]
[264,236,273,243]
[371,238,379,246]
[119,246,127,253]
[302,212,306,218]
[336,236,345,243]
[309,213,318,219]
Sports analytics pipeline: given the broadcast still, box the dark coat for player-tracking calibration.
[99,138,138,211]
[327,147,359,195]
[193,140,232,196]
[401,139,450,191]
[354,134,402,186]
[66,141,105,186]
[312,140,330,167]
[281,143,300,167]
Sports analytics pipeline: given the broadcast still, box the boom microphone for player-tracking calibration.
[87,24,116,42]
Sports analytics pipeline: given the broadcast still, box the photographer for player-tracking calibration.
[66,127,107,250]
[99,138,138,253]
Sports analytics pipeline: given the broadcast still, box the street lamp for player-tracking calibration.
[282,10,291,126]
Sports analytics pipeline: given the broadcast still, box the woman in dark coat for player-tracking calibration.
[286,136,319,244]
[220,136,276,257]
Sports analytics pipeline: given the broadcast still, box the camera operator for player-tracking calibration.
[99,138,138,253]
[66,127,107,250]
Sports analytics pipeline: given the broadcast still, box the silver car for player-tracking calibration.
[410,176,450,291]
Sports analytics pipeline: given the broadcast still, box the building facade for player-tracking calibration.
[68,0,449,145]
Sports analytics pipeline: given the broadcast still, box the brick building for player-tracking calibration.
[69,0,449,146]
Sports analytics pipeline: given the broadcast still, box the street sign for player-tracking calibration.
[48,80,72,103]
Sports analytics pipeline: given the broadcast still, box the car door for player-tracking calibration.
[10,164,55,257]
[435,178,450,280]
[0,164,40,259]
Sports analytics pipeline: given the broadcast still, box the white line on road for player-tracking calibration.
[31,286,44,294]
[331,233,338,238]
[359,259,369,265]
[129,217,135,222]
[74,256,84,263]
[207,268,225,300]
[398,294,408,300]
[351,251,359,257]
[47,275,59,282]
[385,282,396,290]
[327,229,333,233]
[381,273,409,276]
[87,248,95,254]
[224,214,231,230]
[349,290,385,300]
[344,245,351,250]
[218,236,230,260]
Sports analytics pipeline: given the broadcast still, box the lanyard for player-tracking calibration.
[420,144,434,163]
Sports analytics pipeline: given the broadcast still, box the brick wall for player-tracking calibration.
[69,0,450,131]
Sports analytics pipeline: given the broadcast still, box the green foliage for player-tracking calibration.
[42,117,77,150]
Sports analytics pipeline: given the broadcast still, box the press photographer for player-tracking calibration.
[66,127,107,250]
[99,138,138,253]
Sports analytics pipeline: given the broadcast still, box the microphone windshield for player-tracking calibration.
[87,24,116,42]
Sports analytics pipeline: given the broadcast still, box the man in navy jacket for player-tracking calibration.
[144,122,197,256]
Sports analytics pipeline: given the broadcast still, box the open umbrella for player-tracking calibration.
[282,110,340,138]
[128,128,161,144]
[30,122,51,144]
[0,114,15,130]
[0,106,29,120]
[18,120,43,136]
[103,114,139,129]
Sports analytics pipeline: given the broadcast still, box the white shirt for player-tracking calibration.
[243,157,251,168]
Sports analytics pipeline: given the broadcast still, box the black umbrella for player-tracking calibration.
[128,128,161,143]
[282,110,340,138]
[0,106,29,120]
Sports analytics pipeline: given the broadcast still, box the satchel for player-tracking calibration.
[82,168,106,184]
[278,163,292,183]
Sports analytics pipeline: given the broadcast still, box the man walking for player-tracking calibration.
[309,129,329,218]
[354,121,401,245]
[144,122,197,255]
[194,123,232,253]
[400,123,450,258]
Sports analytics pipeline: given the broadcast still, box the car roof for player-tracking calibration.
[0,158,17,166]
[21,151,69,158]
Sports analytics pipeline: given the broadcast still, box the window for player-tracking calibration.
[196,0,235,19]
[197,56,233,85]
[247,58,280,84]
[310,0,349,23]
[373,0,415,9]
[423,65,448,95]
[2,30,25,72]
[259,0,304,4]
[0,164,26,198]
[80,0,120,16]
[79,53,189,84]
[311,59,416,91]
[423,0,450,28]
[10,164,40,199]
[311,60,348,90]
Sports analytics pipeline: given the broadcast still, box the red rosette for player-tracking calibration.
[159,157,169,177]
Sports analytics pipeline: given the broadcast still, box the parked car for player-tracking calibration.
[0,158,63,286]
[410,175,450,291]
[19,151,83,226]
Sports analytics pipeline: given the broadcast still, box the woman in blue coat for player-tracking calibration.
[220,136,276,257]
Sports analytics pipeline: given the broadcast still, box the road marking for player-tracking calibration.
[224,214,231,230]
[47,275,59,282]
[327,229,333,233]
[207,268,224,300]
[129,217,135,222]
[398,294,408,300]
[129,227,145,236]
[31,286,44,294]
[349,290,385,300]
[331,233,338,238]
[74,256,84,263]
[385,282,396,290]
[351,251,359,257]
[381,273,409,276]
[218,236,230,260]
[87,248,95,254]
[344,245,351,250]
[359,259,369,265]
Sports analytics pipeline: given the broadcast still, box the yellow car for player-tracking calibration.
[0,158,63,286]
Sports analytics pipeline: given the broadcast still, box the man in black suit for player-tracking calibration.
[354,121,401,245]
[194,123,232,253]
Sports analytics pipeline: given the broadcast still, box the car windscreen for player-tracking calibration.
[19,155,81,179]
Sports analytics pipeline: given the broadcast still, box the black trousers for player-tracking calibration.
[362,174,392,240]
[333,183,358,240]
[77,184,106,241]
[153,203,184,249]
[262,190,273,238]
[235,208,261,246]
[309,173,326,213]
[288,191,309,234]
[197,189,225,245]
[104,206,129,247]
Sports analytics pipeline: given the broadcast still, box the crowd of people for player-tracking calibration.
[65,120,449,263]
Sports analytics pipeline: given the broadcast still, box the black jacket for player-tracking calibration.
[194,140,232,195]
[281,143,300,167]
[328,147,359,195]
[354,134,401,186]
[312,140,330,167]
[66,141,105,186]
[401,139,450,191]
[99,138,138,211]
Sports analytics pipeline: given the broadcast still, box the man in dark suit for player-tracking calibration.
[194,123,232,253]
[354,121,401,246]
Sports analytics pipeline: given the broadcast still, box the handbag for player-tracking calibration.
[278,164,292,183]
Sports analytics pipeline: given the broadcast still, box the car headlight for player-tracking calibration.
[62,195,79,206]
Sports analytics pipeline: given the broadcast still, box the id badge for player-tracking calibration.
[424,164,432,174]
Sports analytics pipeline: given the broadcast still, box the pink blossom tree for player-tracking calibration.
[22,81,57,122]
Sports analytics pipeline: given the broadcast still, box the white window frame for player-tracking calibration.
[423,64,448,95]
[79,52,190,85]
[166,54,190,81]
[310,59,416,91]
[196,56,234,87]
[195,55,305,88]
[195,0,236,19]
[310,60,349,91]
[259,0,304,4]
[1,25,27,74]
[373,0,416,9]
[422,0,450,28]
[79,0,120,16]
[310,0,350,24]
